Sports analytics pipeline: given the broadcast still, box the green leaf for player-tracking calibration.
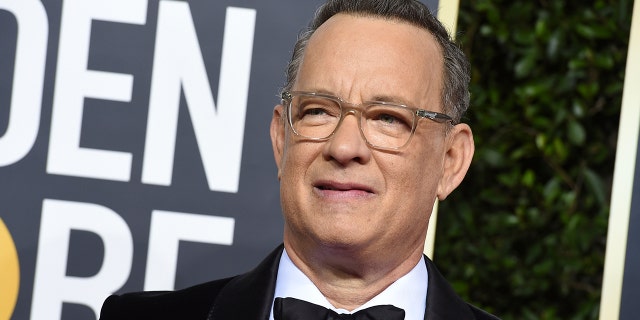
[575,23,612,39]
[521,169,536,187]
[583,167,607,208]
[514,53,537,78]
[568,120,586,145]
[536,133,547,149]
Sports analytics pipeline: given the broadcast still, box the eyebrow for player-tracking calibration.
[368,94,413,107]
[298,88,416,107]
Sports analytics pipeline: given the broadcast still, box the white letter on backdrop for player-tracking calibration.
[144,210,235,290]
[46,0,147,181]
[0,0,48,166]
[142,4,256,193]
[31,199,133,320]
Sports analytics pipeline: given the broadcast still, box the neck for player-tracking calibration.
[283,235,425,311]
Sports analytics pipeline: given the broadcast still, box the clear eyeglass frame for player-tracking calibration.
[281,91,454,151]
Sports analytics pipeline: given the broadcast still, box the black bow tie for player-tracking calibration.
[274,297,405,320]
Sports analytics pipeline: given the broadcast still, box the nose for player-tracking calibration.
[322,111,372,165]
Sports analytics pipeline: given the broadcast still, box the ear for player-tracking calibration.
[270,104,286,180]
[437,123,474,200]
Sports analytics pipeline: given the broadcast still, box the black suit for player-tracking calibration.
[100,245,499,320]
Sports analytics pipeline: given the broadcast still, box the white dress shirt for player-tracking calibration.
[269,248,428,320]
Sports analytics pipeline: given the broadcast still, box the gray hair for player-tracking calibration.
[282,0,471,124]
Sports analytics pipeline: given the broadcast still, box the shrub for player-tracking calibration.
[436,0,633,319]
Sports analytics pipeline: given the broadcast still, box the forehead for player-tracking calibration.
[295,13,444,106]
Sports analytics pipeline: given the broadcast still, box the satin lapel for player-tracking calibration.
[423,256,477,320]
[207,245,284,320]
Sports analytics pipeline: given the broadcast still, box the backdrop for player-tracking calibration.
[0,1,440,319]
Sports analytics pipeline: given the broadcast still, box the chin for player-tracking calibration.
[313,231,375,251]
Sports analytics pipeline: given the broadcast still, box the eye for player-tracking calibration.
[296,98,340,119]
[367,107,412,128]
[377,113,400,124]
[303,107,329,116]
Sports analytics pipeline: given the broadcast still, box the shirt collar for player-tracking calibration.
[270,248,428,320]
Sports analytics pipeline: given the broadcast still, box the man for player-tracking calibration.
[100,0,498,319]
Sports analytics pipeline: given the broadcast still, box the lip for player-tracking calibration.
[313,180,375,199]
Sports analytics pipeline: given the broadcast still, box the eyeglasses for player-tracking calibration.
[281,91,453,151]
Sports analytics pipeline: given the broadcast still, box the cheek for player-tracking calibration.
[382,149,443,205]
[281,143,312,177]
[278,141,321,201]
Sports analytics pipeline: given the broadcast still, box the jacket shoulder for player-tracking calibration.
[468,304,501,320]
[99,245,285,320]
[99,277,234,320]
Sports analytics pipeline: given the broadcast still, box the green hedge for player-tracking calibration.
[436,0,633,319]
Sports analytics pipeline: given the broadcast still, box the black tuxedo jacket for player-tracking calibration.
[100,245,499,320]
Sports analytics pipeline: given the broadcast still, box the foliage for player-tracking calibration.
[435,0,634,319]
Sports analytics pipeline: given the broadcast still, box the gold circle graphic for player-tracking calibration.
[0,218,19,320]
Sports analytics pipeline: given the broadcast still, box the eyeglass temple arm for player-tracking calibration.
[416,109,453,123]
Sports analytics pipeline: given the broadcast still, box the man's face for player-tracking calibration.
[271,14,472,255]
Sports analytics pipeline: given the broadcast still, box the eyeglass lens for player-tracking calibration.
[288,94,416,149]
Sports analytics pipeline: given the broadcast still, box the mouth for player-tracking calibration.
[313,181,374,195]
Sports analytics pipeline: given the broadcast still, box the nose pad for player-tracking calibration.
[344,109,358,116]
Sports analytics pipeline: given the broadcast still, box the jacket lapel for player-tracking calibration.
[423,256,477,319]
[207,245,284,320]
